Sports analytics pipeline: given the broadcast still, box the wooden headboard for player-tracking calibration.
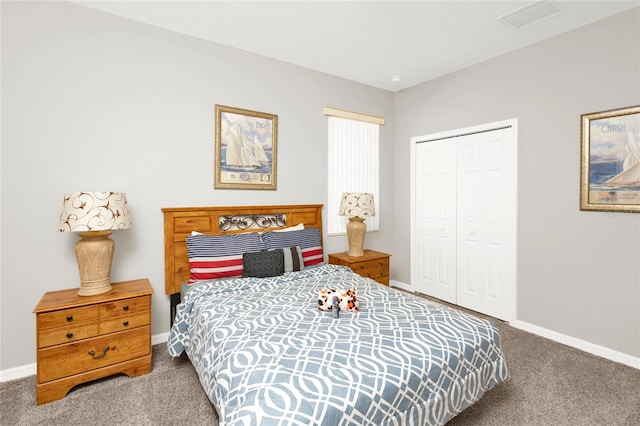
[162,204,324,297]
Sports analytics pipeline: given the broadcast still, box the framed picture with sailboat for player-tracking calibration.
[580,105,640,212]
[215,104,278,190]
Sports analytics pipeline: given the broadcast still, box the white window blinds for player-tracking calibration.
[326,108,382,235]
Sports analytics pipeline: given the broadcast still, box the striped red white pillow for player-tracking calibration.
[186,232,264,283]
[188,254,244,282]
[301,246,324,268]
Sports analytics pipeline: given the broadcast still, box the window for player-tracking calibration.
[325,107,383,235]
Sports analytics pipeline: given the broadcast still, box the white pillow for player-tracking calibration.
[273,223,304,232]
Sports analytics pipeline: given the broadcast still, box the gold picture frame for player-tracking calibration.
[214,105,278,190]
[580,105,640,212]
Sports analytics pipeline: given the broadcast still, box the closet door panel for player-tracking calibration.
[414,140,457,303]
[457,129,514,320]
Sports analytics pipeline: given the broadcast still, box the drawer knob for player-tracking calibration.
[123,320,129,326]
[88,346,110,359]
[123,305,129,311]
[66,315,73,322]
[66,332,73,339]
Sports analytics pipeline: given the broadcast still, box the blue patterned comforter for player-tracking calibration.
[168,265,509,426]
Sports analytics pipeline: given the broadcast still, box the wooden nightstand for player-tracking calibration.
[328,250,391,285]
[33,278,153,405]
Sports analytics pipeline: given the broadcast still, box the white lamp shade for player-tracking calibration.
[339,192,376,218]
[58,192,132,232]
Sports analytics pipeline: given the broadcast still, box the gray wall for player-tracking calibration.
[394,8,640,358]
[0,1,394,371]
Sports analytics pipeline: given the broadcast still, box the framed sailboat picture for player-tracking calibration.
[215,105,278,190]
[580,105,640,212]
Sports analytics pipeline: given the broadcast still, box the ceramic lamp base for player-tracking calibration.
[75,231,114,296]
[346,216,366,257]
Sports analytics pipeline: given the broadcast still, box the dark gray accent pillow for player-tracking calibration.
[243,250,285,278]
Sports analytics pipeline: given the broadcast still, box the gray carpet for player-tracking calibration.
[2,320,639,425]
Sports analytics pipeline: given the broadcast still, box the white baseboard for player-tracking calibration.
[0,363,36,383]
[152,332,169,346]
[511,320,640,370]
[0,332,172,383]
[389,279,411,291]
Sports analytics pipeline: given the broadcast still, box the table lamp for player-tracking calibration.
[339,192,376,257]
[58,192,132,296]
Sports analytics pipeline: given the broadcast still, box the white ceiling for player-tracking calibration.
[75,1,639,92]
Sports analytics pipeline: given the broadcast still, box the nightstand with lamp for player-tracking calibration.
[328,192,391,285]
[33,192,153,405]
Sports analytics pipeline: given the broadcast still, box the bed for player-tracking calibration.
[164,205,509,425]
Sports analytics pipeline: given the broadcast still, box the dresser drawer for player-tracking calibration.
[99,296,150,318]
[352,258,389,279]
[37,306,98,330]
[37,326,150,383]
[376,276,390,285]
[38,322,99,349]
[100,311,150,334]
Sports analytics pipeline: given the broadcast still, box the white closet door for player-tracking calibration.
[456,128,515,321]
[412,121,516,322]
[414,140,457,303]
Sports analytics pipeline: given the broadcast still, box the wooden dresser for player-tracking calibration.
[328,250,391,285]
[33,278,153,405]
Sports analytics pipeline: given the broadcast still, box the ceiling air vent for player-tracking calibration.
[499,1,561,29]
